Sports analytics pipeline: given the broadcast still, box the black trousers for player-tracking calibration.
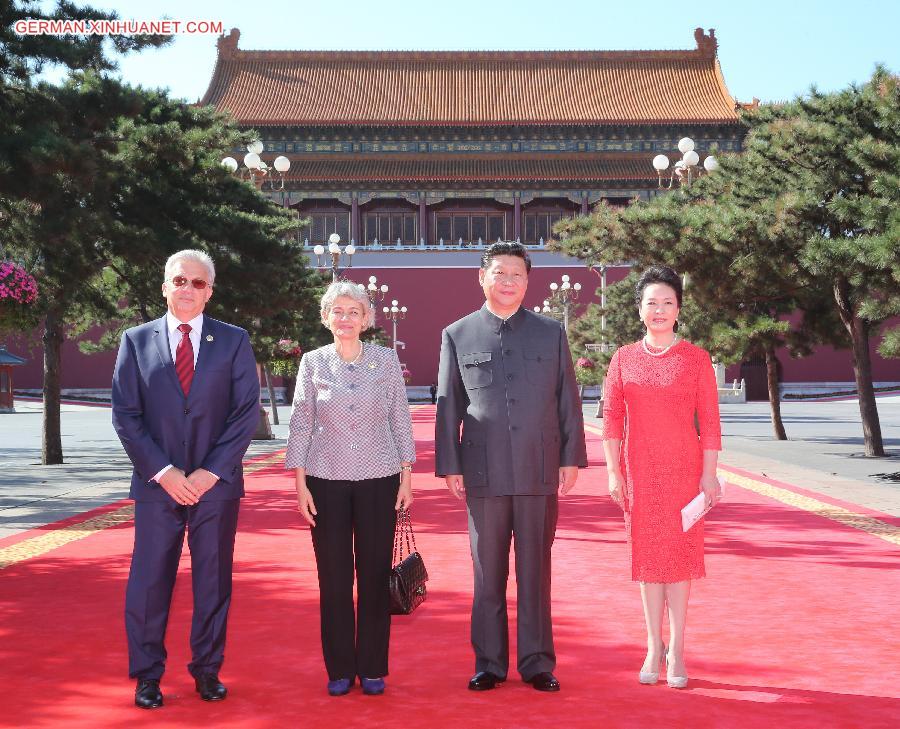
[466,494,558,680]
[125,498,240,680]
[306,473,399,680]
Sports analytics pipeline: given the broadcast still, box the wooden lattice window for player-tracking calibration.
[300,213,350,245]
[523,213,564,244]
[434,213,505,244]
[364,213,417,244]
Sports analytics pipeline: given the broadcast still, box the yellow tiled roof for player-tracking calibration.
[202,29,739,127]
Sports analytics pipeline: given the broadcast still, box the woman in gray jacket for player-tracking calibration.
[285,281,416,697]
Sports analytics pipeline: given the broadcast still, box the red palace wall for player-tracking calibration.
[5,266,898,390]
[342,265,600,387]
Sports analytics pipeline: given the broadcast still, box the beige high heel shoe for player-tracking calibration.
[638,645,666,685]
[665,650,688,689]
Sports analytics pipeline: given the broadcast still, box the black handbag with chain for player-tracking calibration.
[389,508,428,615]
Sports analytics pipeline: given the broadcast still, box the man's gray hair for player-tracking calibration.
[320,281,375,329]
[164,249,216,285]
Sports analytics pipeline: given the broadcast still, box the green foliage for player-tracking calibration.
[565,269,727,384]
[555,71,900,367]
[553,67,900,453]
[0,7,322,361]
[6,75,329,364]
[879,326,900,359]
[564,272,641,377]
[0,5,328,463]
[741,68,900,334]
[0,1,174,462]
[0,1,171,85]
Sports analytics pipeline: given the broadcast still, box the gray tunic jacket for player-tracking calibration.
[435,304,587,496]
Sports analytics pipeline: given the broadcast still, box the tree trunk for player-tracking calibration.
[765,346,787,440]
[833,277,884,457]
[42,306,64,465]
[847,317,884,457]
[264,366,279,425]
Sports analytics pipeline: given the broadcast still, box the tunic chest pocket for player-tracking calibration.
[459,351,493,389]
[523,348,554,385]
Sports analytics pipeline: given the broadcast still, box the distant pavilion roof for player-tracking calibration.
[0,346,27,366]
[201,28,741,128]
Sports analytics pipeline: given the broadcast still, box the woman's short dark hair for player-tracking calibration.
[480,241,532,273]
[635,265,683,307]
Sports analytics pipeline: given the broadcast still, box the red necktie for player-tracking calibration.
[175,323,194,395]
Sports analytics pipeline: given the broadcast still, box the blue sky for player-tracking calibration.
[32,0,900,104]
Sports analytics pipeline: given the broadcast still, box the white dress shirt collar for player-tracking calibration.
[166,311,204,337]
[165,311,204,366]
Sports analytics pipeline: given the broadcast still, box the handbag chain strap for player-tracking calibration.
[392,507,418,564]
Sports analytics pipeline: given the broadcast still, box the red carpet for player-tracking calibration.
[1,406,898,728]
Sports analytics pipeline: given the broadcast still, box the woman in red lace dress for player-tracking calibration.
[602,265,722,689]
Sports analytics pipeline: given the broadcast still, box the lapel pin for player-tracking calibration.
[368,361,377,369]
[206,335,214,342]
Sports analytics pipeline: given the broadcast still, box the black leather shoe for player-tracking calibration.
[468,671,505,691]
[134,679,163,709]
[525,672,560,692]
[195,673,228,701]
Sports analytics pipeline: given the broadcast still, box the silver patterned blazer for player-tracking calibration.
[285,342,416,481]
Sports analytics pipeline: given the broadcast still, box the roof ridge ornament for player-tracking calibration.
[694,27,717,57]
[217,27,241,59]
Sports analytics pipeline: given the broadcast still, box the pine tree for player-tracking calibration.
[0,1,170,463]
[745,68,900,455]
[556,70,899,452]
[0,7,325,462]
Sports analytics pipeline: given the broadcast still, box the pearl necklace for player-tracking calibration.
[337,342,364,365]
[642,335,678,357]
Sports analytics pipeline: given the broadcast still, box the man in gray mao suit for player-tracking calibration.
[435,242,587,693]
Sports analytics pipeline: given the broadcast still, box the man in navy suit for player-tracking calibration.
[112,249,260,709]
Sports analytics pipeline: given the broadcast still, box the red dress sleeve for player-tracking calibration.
[696,349,722,451]
[602,348,626,440]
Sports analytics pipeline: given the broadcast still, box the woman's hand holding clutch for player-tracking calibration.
[699,473,722,508]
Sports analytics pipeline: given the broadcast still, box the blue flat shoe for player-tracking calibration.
[360,677,385,695]
[327,677,353,696]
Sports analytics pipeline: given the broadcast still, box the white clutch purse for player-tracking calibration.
[681,476,726,532]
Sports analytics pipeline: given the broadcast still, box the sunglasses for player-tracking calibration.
[169,276,210,290]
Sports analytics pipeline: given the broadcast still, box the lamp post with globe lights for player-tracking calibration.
[220,140,295,440]
[548,274,582,331]
[312,233,355,282]
[382,299,408,352]
[221,140,291,195]
[534,300,553,315]
[358,275,389,304]
[652,137,718,189]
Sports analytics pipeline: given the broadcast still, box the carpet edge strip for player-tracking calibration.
[0,450,288,570]
[583,422,900,547]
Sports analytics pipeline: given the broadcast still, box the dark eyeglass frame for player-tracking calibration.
[169,276,210,290]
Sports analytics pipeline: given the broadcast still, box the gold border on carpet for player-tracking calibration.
[0,449,288,570]
[583,422,900,548]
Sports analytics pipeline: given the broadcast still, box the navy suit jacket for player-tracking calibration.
[111,315,261,502]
